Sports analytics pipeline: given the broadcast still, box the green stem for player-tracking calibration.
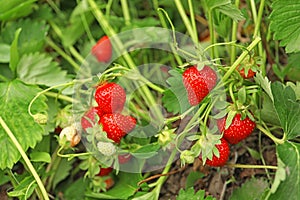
[256,124,285,144]
[45,91,77,103]
[226,163,277,170]
[69,46,85,64]
[0,117,49,200]
[221,37,261,82]
[208,10,215,59]
[174,0,198,43]
[155,7,183,66]
[188,0,198,44]
[121,0,131,25]
[230,0,240,64]
[28,82,75,117]
[46,37,81,71]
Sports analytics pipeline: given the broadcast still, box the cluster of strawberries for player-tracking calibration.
[182,65,256,167]
[81,82,137,144]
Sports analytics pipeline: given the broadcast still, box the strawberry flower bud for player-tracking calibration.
[33,113,48,124]
[180,150,195,165]
[97,141,116,156]
[157,128,176,149]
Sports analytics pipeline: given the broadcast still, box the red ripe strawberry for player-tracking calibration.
[202,138,230,167]
[104,177,115,190]
[238,68,256,79]
[118,153,132,164]
[81,107,103,130]
[91,36,112,62]
[97,167,113,176]
[100,113,136,143]
[198,66,217,91]
[183,66,217,106]
[217,113,256,144]
[95,82,126,114]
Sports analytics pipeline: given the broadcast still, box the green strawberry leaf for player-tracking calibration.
[176,187,216,200]
[29,151,51,163]
[254,73,273,101]
[185,171,204,189]
[0,43,10,63]
[63,178,87,200]
[16,53,71,87]
[61,1,94,47]
[52,158,75,189]
[162,70,190,115]
[85,172,143,199]
[268,141,300,200]
[0,80,47,169]
[287,81,300,99]
[229,178,268,200]
[271,82,300,140]
[1,19,49,56]
[259,93,280,126]
[0,0,37,21]
[9,28,21,74]
[269,0,300,53]
[7,175,37,199]
[204,0,244,21]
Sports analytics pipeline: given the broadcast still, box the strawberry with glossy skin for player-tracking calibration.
[81,107,103,130]
[183,66,209,106]
[100,113,136,143]
[97,167,113,176]
[217,113,256,144]
[198,65,217,91]
[91,36,112,62]
[202,138,230,167]
[238,68,256,79]
[95,82,126,114]
[183,66,217,106]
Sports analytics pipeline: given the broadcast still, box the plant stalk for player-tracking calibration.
[0,117,49,200]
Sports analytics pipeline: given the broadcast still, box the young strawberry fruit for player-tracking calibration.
[95,82,126,114]
[59,124,81,147]
[217,113,256,144]
[104,177,115,190]
[183,66,209,106]
[238,68,256,79]
[81,107,103,130]
[97,141,116,156]
[91,36,112,62]
[100,113,136,143]
[97,167,113,176]
[201,138,230,167]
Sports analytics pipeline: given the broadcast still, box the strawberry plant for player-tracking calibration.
[1,0,300,199]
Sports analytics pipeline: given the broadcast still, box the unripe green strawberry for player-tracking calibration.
[183,66,217,106]
[100,113,136,143]
[201,138,230,167]
[59,124,81,147]
[94,82,126,114]
[97,141,116,156]
[217,113,256,144]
